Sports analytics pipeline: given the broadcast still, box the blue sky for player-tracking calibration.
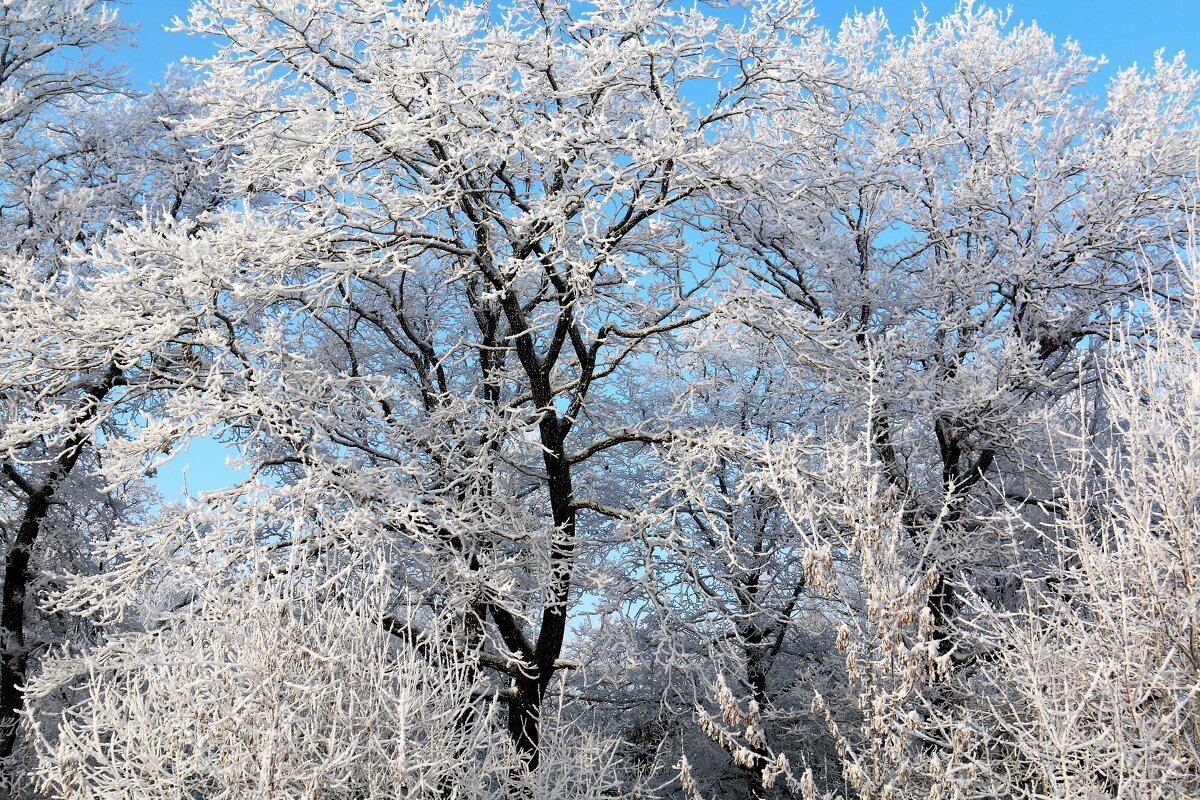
[114,0,1198,90]
[111,0,1194,499]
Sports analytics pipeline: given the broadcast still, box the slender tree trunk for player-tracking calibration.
[505,414,575,770]
[743,628,772,800]
[0,489,49,758]
[0,366,118,757]
[508,676,542,767]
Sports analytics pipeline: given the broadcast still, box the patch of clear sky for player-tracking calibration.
[115,0,1197,91]
[107,0,1195,500]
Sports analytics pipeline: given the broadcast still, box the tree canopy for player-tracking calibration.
[1,1,1198,798]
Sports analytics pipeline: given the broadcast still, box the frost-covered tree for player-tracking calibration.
[0,2,225,770]
[5,2,1200,798]
[0,3,133,713]
[32,0,830,769]
[583,333,844,798]
[718,0,1199,665]
[602,6,1200,796]
[946,284,1200,800]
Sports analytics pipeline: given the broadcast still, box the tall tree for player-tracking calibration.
[719,2,1199,659]
[0,1,150,767]
[0,13,238,789]
[36,0,826,769]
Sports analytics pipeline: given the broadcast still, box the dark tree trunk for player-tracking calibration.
[742,625,772,800]
[508,676,543,767]
[503,413,575,770]
[0,366,118,757]
[0,489,48,757]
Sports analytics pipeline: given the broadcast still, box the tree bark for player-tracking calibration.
[0,366,119,757]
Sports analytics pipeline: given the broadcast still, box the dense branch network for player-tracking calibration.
[0,2,1197,799]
